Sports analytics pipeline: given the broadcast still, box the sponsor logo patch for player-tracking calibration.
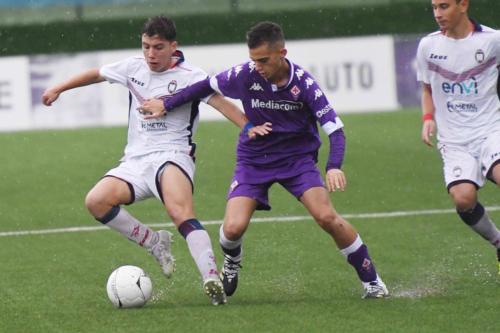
[251,98,303,111]
[131,77,145,86]
[249,82,264,91]
[315,105,333,118]
[446,101,478,113]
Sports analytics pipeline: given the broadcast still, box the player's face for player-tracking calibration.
[142,34,177,72]
[249,42,287,83]
[431,0,467,31]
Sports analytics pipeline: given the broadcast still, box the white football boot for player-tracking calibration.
[362,278,389,299]
[149,230,175,278]
[203,276,227,306]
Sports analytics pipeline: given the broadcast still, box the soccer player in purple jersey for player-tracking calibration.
[140,21,389,299]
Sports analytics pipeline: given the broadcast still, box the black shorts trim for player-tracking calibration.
[447,179,480,193]
[155,161,194,204]
[486,159,500,184]
[101,175,135,205]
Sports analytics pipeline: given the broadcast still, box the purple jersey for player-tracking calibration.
[209,60,344,167]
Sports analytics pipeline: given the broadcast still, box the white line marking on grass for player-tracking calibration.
[1,206,499,237]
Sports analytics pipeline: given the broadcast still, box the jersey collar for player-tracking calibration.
[271,58,294,92]
[169,50,185,69]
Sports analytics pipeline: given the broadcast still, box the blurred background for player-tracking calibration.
[0,0,499,130]
[0,0,498,55]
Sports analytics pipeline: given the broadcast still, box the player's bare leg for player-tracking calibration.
[491,163,500,189]
[85,177,170,275]
[450,181,500,274]
[300,187,388,298]
[490,163,500,273]
[219,197,257,296]
[161,164,225,305]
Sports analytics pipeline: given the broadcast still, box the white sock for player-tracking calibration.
[106,208,158,249]
[339,234,363,258]
[219,225,243,262]
[186,230,219,281]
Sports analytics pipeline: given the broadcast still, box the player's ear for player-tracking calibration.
[170,40,178,51]
[280,48,287,58]
[459,0,469,13]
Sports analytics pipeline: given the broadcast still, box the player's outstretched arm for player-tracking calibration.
[207,94,247,128]
[421,83,436,147]
[140,78,215,119]
[42,68,105,106]
[206,94,272,139]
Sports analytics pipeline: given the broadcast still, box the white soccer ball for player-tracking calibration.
[106,265,153,308]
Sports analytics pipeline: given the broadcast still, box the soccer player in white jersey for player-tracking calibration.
[42,16,255,305]
[416,0,500,272]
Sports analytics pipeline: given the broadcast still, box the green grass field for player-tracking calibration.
[1,109,498,333]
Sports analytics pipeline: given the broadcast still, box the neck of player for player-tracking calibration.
[271,58,290,87]
[445,18,474,40]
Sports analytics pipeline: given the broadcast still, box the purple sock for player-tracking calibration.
[347,244,378,283]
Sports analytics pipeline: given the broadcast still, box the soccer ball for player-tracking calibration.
[106,265,153,308]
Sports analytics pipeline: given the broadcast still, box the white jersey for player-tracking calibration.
[100,51,209,160]
[416,23,500,145]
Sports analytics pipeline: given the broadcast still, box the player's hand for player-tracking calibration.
[421,119,436,147]
[42,88,60,106]
[326,168,346,192]
[248,122,272,139]
[138,99,166,119]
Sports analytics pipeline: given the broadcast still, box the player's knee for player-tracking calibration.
[450,191,476,211]
[166,205,193,225]
[314,210,338,230]
[84,191,99,214]
[85,190,110,218]
[222,221,245,240]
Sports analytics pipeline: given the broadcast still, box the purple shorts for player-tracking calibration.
[227,156,325,210]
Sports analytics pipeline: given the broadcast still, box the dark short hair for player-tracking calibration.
[246,21,285,49]
[142,15,176,41]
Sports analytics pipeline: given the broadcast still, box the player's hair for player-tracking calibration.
[142,15,176,41]
[246,21,285,49]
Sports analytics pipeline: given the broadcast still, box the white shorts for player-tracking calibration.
[105,150,195,202]
[438,130,500,189]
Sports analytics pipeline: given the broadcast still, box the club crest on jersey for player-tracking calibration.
[290,85,301,98]
[167,80,177,94]
[475,49,485,63]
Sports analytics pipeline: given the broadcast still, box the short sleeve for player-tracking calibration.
[99,57,133,86]
[416,39,429,84]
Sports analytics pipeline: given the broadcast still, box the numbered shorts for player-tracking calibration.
[438,130,500,190]
[105,150,195,203]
